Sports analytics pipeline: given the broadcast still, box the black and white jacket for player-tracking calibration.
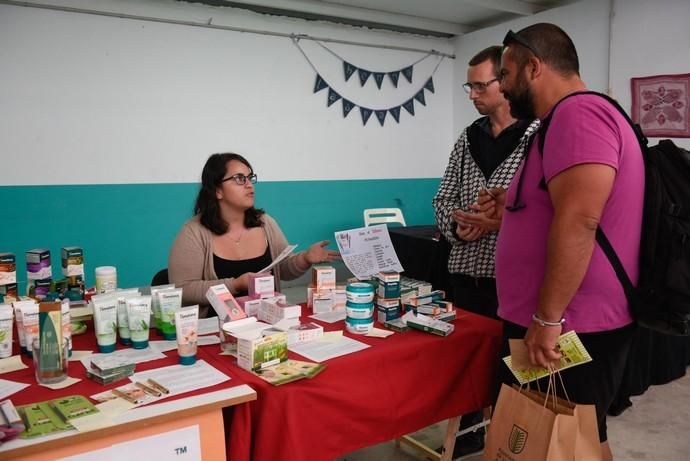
[432,119,540,278]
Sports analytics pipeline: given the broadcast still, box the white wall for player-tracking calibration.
[609,0,690,150]
[451,0,612,136]
[0,0,455,185]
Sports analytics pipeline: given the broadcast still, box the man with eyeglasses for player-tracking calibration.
[488,23,644,461]
[432,45,538,459]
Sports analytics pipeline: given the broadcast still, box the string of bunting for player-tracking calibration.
[293,37,444,126]
[314,40,432,89]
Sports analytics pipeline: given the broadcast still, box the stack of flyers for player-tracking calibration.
[16,396,99,439]
[252,359,325,386]
[86,355,136,385]
[91,383,164,407]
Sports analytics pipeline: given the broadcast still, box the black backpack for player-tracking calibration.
[537,91,690,336]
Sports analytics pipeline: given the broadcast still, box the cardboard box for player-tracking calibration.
[260,298,301,320]
[312,266,336,291]
[377,271,400,283]
[61,247,84,278]
[406,315,454,337]
[376,306,401,323]
[206,284,247,320]
[248,273,275,300]
[236,330,288,372]
[376,281,400,299]
[0,253,17,286]
[286,322,323,345]
[312,293,335,314]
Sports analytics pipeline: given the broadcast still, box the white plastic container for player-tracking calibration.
[95,266,117,293]
[345,316,374,335]
[345,302,375,319]
[345,282,375,304]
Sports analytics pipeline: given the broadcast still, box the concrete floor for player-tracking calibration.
[281,285,690,461]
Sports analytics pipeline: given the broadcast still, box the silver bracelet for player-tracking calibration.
[532,313,565,327]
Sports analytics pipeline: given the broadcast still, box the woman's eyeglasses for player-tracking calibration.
[462,78,500,94]
[222,173,258,185]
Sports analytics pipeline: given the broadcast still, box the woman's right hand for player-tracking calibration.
[231,272,254,292]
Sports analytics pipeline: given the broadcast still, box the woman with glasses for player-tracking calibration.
[168,152,339,313]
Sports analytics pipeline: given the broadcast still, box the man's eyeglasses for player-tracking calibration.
[222,173,258,185]
[462,78,500,94]
[502,30,540,58]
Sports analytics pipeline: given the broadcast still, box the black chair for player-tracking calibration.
[151,268,169,286]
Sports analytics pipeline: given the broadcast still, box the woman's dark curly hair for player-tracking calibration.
[194,153,264,235]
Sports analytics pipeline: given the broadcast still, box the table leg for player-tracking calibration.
[396,415,462,461]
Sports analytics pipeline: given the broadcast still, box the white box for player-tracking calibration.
[312,266,336,291]
[236,330,288,372]
[312,293,335,313]
[286,322,324,345]
[206,284,246,320]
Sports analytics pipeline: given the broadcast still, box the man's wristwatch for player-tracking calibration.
[532,313,565,327]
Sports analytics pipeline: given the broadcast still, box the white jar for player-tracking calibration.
[95,266,117,293]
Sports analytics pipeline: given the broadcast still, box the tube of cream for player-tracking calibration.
[0,304,13,359]
[12,301,33,354]
[150,284,175,334]
[114,290,140,346]
[175,305,199,365]
[126,296,152,349]
[92,294,118,353]
[21,303,40,358]
[159,288,183,341]
[60,299,72,357]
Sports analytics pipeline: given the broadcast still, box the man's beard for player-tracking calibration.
[505,78,536,120]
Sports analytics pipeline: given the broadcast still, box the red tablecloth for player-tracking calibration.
[5,309,501,461]
[209,309,502,461]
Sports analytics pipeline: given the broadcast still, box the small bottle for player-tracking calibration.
[95,266,117,293]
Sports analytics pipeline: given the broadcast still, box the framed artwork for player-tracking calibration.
[631,73,690,137]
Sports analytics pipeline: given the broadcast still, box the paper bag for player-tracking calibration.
[483,384,601,460]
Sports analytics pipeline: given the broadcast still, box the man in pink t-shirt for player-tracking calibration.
[487,23,644,461]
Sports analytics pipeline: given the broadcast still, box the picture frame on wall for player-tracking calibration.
[631,73,690,138]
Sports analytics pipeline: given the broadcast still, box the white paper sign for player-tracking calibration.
[334,225,403,279]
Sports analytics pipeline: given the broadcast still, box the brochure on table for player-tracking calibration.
[334,225,403,279]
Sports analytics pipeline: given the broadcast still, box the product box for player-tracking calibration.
[26,249,51,280]
[376,281,401,299]
[0,253,17,285]
[206,284,247,321]
[312,266,336,291]
[286,322,323,345]
[61,247,84,278]
[377,271,400,283]
[407,290,446,307]
[33,279,52,300]
[236,330,288,372]
[376,306,401,323]
[248,272,275,300]
[259,298,301,320]
[333,286,347,309]
[433,309,457,323]
[406,315,454,337]
[90,355,136,375]
[0,282,18,300]
[312,293,335,314]
[376,297,401,309]
[383,318,409,333]
[236,296,263,317]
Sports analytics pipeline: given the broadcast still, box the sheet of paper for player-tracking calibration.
[80,347,166,370]
[320,331,343,342]
[58,446,116,461]
[198,317,220,336]
[130,360,230,396]
[365,327,394,338]
[111,425,201,460]
[197,335,219,346]
[0,355,28,374]
[69,398,136,433]
[257,244,298,274]
[309,310,346,323]
[503,330,593,384]
[69,350,94,362]
[148,340,178,353]
[334,224,403,279]
[0,378,30,400]
[289,336,370,362]
[40,376,81,390]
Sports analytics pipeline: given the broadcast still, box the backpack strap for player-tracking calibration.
[595,227,636,299]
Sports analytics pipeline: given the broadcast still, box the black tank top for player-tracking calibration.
[213,245,272,298]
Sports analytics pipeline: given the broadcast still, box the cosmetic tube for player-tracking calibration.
[175,305,199,365]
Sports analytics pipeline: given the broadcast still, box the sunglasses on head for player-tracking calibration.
[502,30,540,58]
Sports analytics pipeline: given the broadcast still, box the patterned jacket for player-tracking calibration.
[432,119,540,278]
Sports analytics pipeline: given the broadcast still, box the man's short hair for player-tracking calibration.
[468,46,503,77]
[505,23,579,77]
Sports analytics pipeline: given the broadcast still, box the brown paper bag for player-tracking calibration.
[483,384,601,460]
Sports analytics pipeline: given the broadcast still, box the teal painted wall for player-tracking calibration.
[0,178,439,291]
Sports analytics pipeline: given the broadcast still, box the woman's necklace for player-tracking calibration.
[230,228,245,245]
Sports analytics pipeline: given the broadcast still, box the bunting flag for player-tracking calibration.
[358,69,371,87]
[389,106,401,123]
[327,88,341,107]
[314,74,328,93]
[402,98,415,116]
[401,66,414,83]
[360,107,373,125]
[373,72,385,89]
[344,62,357,81]
[424,77,435,93]
[375,110,387,126]
[388,71,400,88]
[342,98,355,117]
[414,89,426,106]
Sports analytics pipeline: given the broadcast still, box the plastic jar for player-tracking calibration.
[346,301,375,319]
[345,316,374,335]
[345,282,375,304]
[95,266,117,293]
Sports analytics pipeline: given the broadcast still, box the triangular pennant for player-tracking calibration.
[358,68,371,86]
[373,72,385,89]
[389,106,401,123]
[424,77,435,93]
[375,110,387,126]
[344,62,357,82]
[402,98,415,116]
[327,88,341,107]
[314,74,328,93]
[414,89,426,106]
[388,71,400,87]
[401,66,413,83]
[342,99,355,118]
[359,107,373,125]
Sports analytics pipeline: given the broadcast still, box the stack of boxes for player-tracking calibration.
[258,298,301,330]
[402,289,455,322]
[308,267,346,314]
[345,282,375,334]
[375,272,402,324]
[0,253,17,303]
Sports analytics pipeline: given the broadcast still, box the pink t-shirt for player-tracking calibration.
[496,94,645,333]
